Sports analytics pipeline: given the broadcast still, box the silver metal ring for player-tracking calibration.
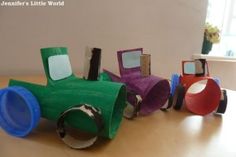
[56,104,103,149]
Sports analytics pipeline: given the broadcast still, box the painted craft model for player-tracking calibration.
[102,48,170,119]
[169,59,227,115]
[0,47,127,149]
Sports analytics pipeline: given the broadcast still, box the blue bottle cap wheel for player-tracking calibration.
[170,74,180,96]
[0,86,41,137]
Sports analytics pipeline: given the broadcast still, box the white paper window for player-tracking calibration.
[122,50,142,69]
[184,62,195,75]
[48,55,72,81]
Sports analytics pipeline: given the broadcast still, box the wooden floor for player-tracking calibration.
[1,76,236,157]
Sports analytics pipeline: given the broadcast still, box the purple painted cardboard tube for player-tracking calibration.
[104,48,170,115]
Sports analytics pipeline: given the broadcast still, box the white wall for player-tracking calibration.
[208,61,236,90]
[0,1,208,84]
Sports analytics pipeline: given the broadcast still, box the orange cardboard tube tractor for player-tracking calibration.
[169,59,227,115]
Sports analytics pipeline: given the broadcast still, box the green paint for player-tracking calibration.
[9,47,126,139]
[99,72,112,81]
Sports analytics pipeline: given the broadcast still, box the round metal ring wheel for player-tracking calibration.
[123,92,142,120]
[57,104,103,149]
[160,96,173,111]
[215,89,227,114]
[173,85,185,110]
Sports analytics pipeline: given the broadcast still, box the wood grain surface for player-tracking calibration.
[1,76,236,157]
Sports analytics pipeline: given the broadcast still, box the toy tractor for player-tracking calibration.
[169,59,227,115]
[0,47,127,149]
[102,48,170,119]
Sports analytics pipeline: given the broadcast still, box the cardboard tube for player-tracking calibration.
[8,47,126,139]
[195,59,206,76]
[83,47,101,81]
[140,54,151,77]
[105,70,170,115]
[185,79,221,115]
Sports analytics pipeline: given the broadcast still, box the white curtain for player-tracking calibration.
[206,0,236,56]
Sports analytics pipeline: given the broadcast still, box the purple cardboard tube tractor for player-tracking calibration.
[102,48,170,118]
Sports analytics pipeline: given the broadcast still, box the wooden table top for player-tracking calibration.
[1,76,236,157]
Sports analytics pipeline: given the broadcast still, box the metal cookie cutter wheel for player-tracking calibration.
[123,91,142,119]
[57,104,103,149]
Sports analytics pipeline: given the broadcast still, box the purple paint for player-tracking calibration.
[104,48,170,115]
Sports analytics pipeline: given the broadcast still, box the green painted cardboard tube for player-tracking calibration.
[9,47,126,139]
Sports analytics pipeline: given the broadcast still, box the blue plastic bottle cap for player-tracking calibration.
[170,74,180,96]
[213,77,220,86]
[0,86,41,137]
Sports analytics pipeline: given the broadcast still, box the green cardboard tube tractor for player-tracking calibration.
[0,47,127,149]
